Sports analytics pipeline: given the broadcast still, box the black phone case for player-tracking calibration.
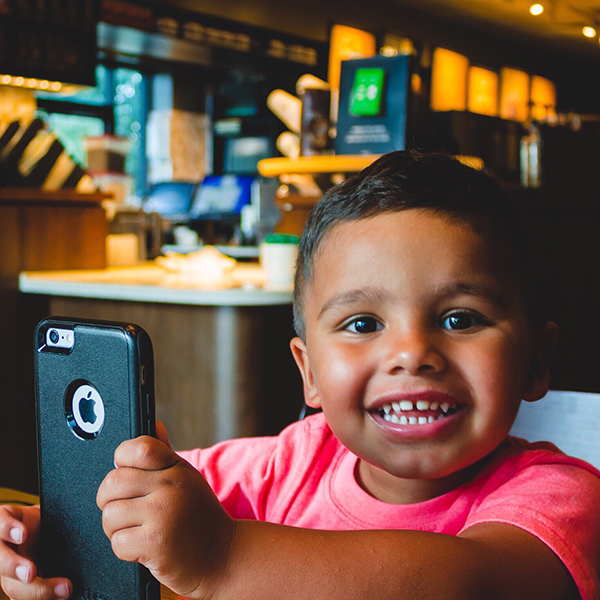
[34,317,161,600]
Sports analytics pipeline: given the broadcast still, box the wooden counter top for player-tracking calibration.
[19,264,292,306]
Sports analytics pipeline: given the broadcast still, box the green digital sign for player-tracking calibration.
[350,67,386,117]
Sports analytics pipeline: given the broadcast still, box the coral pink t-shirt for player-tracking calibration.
[180,413,600,599]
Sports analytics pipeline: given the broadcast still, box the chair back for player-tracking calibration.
[510,390,600,469]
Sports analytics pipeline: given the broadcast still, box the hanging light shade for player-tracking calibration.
[430,47,469,112]
[468,66,499,116]
[499,67,530,121]
[530,75,557,121]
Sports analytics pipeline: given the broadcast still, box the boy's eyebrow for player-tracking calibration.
[317,282,509,319]
[438,282,509,308]
[318,287,394,319]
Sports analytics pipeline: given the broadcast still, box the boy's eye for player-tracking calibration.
[440,312,485,331]
[345,316,383,334]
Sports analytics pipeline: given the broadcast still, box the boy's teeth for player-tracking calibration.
[379,400,455,412]
[379,400,459,424]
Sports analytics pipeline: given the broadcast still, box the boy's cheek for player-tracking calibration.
[314,348,363,389]
[326,354,361,383]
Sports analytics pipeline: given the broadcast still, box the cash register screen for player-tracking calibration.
[189,175,253,219]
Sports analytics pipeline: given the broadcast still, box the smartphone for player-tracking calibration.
[34,317,161,600]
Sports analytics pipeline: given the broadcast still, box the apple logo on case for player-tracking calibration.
[79,390,97,424]
[65,380,105,440]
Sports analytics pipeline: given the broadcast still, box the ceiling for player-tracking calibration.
[395,0,600,58]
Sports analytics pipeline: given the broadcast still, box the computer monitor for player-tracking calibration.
[189,174,254,220]
[143,182,198,221]
[224,136,272,175]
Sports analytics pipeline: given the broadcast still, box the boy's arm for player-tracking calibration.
[98,436,580,600]
[220,520,578,600]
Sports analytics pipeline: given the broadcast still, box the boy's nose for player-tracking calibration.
[382,330,446,375]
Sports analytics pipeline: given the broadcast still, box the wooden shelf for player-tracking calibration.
[0,188,111,205]
[257,154,381,177]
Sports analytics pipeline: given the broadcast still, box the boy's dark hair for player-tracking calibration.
[293,149,539,340]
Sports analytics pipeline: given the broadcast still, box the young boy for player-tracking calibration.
[2,150,600,600]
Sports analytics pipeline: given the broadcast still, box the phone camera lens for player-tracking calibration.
[49,329,59,344]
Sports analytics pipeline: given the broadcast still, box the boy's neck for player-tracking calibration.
[354,447,503,505]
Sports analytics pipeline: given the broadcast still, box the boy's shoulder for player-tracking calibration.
[480,435,600,489]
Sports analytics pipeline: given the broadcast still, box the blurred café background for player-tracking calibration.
[2,0,600,493]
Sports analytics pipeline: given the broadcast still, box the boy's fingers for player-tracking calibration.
[97,465,158,510]
[1,575,72,600]
[0,506,26,545]
[155,421,171,448]
[100,497,144,538]
[0,540,36,583]
[114,435,179,471]
[108,526,146,564]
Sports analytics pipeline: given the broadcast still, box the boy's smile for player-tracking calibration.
[291,209,555,504]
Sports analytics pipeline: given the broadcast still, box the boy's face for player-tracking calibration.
[291,209,556,504]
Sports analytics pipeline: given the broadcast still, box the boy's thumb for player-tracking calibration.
[155,421,172,448]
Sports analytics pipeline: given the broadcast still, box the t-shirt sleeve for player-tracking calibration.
[460,457,600,600]
[175,417,323,522]
[177,436,281,520]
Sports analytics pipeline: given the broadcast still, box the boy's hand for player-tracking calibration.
[97,433,236,600]
[0,504,72,600]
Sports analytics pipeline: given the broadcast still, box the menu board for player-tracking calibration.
[336,54,410,155]
[0,0,98,86]
[100,0,324,69]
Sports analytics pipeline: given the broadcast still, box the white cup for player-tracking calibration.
[259,242,298,288]
[106,233,140,266]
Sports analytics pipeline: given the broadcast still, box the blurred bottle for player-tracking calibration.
[298,88,332,156]
[520,124,541,188]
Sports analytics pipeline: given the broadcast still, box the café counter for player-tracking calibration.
[19,264,304,453]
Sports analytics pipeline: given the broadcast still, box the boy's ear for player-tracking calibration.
[522,321,559,403]
[290,337,322,409]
